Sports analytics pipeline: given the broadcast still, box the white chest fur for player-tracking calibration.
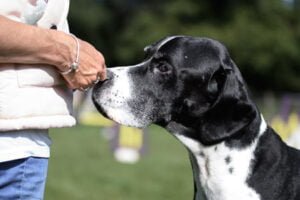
[173,118,267,200]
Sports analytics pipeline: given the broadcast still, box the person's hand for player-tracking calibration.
[50,30,106,91]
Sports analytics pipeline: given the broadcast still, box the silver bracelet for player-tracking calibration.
[60,33,80,75]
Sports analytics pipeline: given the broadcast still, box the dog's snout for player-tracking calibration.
[93,69,114,89]
[106,69,114,80]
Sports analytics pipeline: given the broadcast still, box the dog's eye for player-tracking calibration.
[154,63,172,74]
[158,65,169,72]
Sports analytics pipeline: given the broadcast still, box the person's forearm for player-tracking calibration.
[0,15,74,71]
[0,15,107,90]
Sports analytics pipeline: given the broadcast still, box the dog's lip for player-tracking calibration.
[99,77,110,83]
[93,78,110,90]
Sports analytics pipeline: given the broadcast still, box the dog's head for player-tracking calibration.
[92,36,258,145]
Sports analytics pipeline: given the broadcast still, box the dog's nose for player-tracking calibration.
[106,69,114,80]
[93,69,114,89]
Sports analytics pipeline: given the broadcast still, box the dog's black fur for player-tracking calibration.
[93,36,300,200]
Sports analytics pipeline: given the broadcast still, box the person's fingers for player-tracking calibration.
[63,78,76,89]
[93,51,106,80]
[92,73,102,84]
[57,34,106,90]
[99,64,107,81]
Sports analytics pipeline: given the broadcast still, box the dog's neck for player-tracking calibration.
[165,117,267,200]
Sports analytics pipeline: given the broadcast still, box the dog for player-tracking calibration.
[92,36,300,200]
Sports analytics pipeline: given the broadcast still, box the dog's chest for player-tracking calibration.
[175,134,261,200]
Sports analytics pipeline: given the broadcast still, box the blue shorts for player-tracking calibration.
[0,157,48,200]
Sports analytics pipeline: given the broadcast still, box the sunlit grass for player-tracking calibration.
[45,125,193,200]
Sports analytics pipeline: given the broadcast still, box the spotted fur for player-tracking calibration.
[93,36,300,200]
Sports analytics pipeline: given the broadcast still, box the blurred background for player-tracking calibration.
[46,0,300,199]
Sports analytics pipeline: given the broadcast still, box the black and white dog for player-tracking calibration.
[92,36,300,200]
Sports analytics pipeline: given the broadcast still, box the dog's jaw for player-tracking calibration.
[92,67,149,128]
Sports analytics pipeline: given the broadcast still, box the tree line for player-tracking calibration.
[68,0,300,92]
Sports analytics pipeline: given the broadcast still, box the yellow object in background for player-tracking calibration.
[79,112,114,127]
[271,112,299,140]
[79,111,147,164]
[119,126,143,149]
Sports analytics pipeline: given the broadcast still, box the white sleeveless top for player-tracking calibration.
[0,0,74,162]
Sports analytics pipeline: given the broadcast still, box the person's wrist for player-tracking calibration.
[47,29,77,73]
[59,34,80,75]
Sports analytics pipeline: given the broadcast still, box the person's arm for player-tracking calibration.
[0,15,106,90]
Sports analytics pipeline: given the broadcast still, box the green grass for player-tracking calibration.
[45,125,193,200]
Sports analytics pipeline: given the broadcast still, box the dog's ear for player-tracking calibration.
[198,58,257,145]
[144,36,174,57]
[179,59,229,119]
[179,55,257,145]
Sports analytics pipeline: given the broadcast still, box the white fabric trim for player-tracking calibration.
[0,115,75,131]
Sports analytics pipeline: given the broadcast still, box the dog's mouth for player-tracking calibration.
[92,86,148,128]
[92,95,108,119]
[92,82,110,118]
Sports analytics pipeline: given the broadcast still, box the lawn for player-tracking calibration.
[45,125,193,200]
